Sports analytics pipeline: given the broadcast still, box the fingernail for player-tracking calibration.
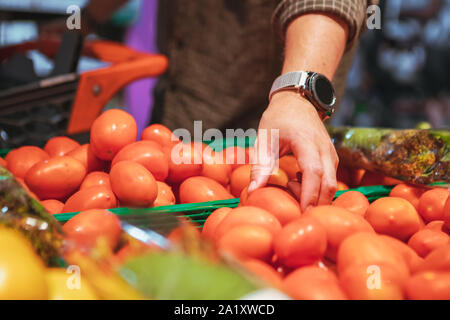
[248,181,257,192]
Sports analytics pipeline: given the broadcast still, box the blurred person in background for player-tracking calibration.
[41,0,375,211]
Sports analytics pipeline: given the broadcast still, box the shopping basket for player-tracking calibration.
[0,37,168,148]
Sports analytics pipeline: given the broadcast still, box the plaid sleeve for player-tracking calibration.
[273,0,378,46]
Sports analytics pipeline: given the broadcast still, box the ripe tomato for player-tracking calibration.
[336,181,349,191]
[110,161,158,207]
[418,188,450,222]
[141,124,178,147]
[111,140,168,181]
[305,206,374,261]
[201,148,232,186]
[242,259,283,288]
[380,235,423,273]
[215,206,281,240]
[279,155,299,181]
[241,187,301,226]
[405,271,450,300]
[230,164,251,197]
[5,146,49,178]
[44,136,80,157]
[153,181,176,207]
[415,244,450,273]
[62,209,122,250]
[41,199,64,215]
[62,186,117,213]
[166,143,203,184]
[179,176,233,204]
[339,263,405,300]
[389,183,425,211]
[25,156,86,200]
[67,144,106,173]
[424,220,449,233]
[218,225,273,261]
[90,109,137,160]
[444,197,450,230]
[222,146,250,170]
[337,232,410,279]
[274,216,327,268]
[365,197,421,241]
[332,191,369,216]
[202,207,232,240]
[283,266,347,300]
[407,228,449,258]
[267,168,289,188]
[80,171,111,190]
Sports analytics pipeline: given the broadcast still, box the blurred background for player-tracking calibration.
[0,0,449,137]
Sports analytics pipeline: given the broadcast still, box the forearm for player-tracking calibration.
[282,13,349,80]
[86,0,129,24]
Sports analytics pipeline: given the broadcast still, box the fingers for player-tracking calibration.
[248,135,277,192]
[317,147,338,205]
[292,142,323,212]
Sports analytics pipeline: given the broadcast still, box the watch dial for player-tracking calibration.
[314,75,335,106]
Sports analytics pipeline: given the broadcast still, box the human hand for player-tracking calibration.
[249,91,338,212]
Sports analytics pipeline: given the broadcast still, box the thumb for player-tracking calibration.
[249,136,277,193]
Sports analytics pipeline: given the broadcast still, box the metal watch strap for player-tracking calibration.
[269,71,310,101]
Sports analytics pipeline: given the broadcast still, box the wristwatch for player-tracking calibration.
[269,71,336,119]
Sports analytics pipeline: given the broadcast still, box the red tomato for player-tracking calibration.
[267,168,289,188]
[415,244,450,273]
[389,183,425,211]
[109,161,158,207]
[405,271,450,300]
[141,124,178,147]
[418,188,450,222]
[67,144,106,173]
[279,155,299,181]
[274,216,327,268]
[337,232,410,279]
[407,228,449,258]
[332,191,369,216]
[222,146,250,170]
[365,197,421,241]
[202,207,232,240]
[166,143,203,184]
[424,220,449,233]
[111,140,168,181]
[218,225,273,261]
[41,199,64,215]
[24,156,86,200]
[44,136,80,157]
[339,263,405,300]
[305,206,374,261]
[179,176,233,204]
[241,187,301,226]
[90,109,137,160]
[153,181,176,207]
[80,171,111,190]
[444,197,450,230]
[215,206,281,240]
[242,259,283,288]
[380,235,423,273]
[5,146,49,178]
[62,209,122,250]
[336,181,349,191]
[201,148,232,186]
[62,186,117,213]
[283,266,347,300]
[229,164,251,197]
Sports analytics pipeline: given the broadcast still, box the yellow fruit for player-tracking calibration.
[46,268,98,300]
[0,227,48,299]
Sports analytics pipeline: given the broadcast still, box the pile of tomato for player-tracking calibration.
[1,108,449,300]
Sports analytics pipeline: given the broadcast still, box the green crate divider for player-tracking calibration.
[52,185,395,228]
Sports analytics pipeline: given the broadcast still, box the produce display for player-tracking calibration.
[0,108,449,300]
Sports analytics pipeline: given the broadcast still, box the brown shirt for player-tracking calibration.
[153,0,375,133]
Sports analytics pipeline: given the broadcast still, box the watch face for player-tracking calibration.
[310,74,336,110]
